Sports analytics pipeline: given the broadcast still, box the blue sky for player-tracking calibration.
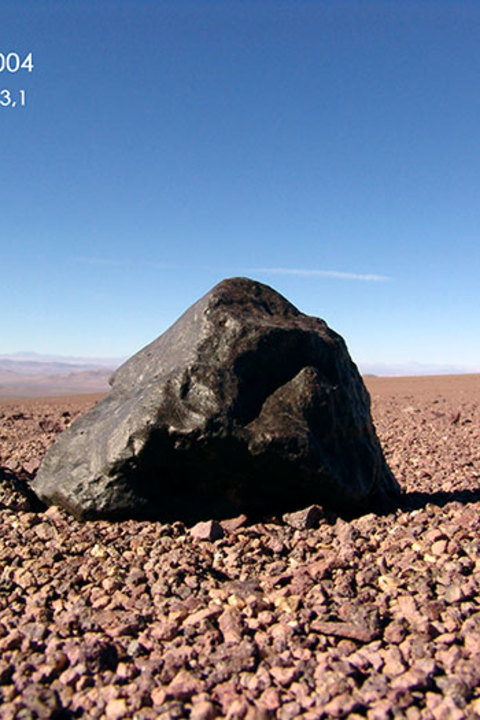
[1,0,479,373]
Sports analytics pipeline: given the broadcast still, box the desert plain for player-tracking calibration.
[0,373,479,719]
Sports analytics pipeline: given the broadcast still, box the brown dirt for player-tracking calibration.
[0,376,479,719]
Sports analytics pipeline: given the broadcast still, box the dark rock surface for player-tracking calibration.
[32,277,398,520]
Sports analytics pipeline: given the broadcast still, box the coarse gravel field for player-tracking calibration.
[0,374,479,719]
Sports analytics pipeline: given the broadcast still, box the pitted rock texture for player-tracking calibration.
[32,277,398,520]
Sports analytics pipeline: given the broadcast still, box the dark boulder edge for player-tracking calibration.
[32,277,400,522]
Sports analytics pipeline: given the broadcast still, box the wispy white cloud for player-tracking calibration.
[249,267,390,282]
[73,257,390,282]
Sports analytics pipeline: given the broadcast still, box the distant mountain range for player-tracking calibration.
[2,352,124,368]
[0,353,123,397]
[359,361,480,377]
[0,353,478,398]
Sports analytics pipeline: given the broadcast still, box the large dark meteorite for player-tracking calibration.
[32,277,399,520]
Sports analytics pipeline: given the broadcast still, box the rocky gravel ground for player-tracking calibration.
[0,375,480,719]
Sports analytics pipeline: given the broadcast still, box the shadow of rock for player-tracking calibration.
[399,487,480,512]
[0,466,46,512]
